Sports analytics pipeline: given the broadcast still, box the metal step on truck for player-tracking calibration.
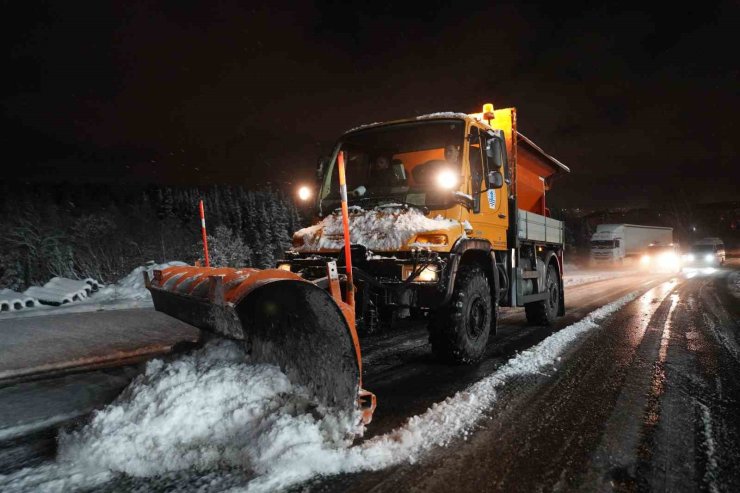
[282,103,570,363]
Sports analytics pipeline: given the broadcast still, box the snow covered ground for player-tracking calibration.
[0,262,186,320]
[0,291,637,492]
[562,265,634,287]
[0,289,38,312]
[728,270,740,300]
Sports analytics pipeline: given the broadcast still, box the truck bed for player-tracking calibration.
[517,209,563,245]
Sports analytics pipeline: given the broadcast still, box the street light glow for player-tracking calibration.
[298,186,311,201]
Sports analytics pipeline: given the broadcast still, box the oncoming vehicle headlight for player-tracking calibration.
[277,263,292,272]
[657,252,679,269]
[641,255,651,265]
[436,169,459,190]
[402,264,439,282]
[704,254,714,262]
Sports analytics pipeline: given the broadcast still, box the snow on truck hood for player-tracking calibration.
[291,207,460,252]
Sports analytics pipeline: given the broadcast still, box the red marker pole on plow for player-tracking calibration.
[199,199,211,267]
[337,151,354,308]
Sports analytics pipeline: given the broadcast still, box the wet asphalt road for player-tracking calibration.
[1,265,739,492]
[315,265,740,492]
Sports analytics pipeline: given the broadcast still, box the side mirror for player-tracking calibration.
[316,156,328,180]
[486,136,504,169]
[487,170,504,189]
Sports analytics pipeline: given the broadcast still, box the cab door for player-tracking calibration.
[466,124,509,251]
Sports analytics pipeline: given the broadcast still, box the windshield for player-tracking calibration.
[319,120,464,213]
[691,244,717,253]
[591,240,615,249]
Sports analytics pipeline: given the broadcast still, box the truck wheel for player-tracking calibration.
[525,264,560,326]
[429,265,493,363]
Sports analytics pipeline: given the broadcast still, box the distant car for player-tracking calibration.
[640,243,681,273]
[683,239,726,267]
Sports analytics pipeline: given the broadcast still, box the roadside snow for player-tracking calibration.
[24,278,100,306]
[292,208,459,252]
[0,262,187,320]
[94,261,186,302]
[0,291,638,493]
[0,289,38,312]
[563,268,633,287]
[728,271,740,300]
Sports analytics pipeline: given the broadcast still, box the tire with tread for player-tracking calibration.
[525,263,560,326]
[429,264,494,363]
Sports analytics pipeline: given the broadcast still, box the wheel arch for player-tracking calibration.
[541,247,565,316]
[442,239,499,305]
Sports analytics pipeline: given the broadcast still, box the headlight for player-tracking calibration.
[641,255,651,264]
[277,263,292,271]
[704,254,714,262]
[297,186,312,201]
[436,169,459,190]
[657,252,679,269]
[685,254,695,262]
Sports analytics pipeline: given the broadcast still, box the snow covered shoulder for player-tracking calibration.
[291,207,461,252]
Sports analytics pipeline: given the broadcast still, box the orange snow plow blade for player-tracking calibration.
[145,265,375,422]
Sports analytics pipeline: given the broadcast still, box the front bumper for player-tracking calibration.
[681,256,720,268]
[278,250,450,308]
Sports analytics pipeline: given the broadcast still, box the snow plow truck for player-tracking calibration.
[147,104,570,424]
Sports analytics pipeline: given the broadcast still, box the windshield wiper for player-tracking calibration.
[330,197,428,215]
[373,201,429,214]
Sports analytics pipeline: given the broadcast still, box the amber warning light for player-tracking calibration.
[482,103,495,121]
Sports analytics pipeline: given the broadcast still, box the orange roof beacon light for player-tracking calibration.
[482,103,495,123]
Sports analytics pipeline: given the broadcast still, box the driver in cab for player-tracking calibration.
[351,153,406,198]
[367,154,406,188]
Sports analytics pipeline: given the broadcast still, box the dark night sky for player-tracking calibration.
[2,0,738,207]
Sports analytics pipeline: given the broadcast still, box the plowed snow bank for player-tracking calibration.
[0,292,638,492]
[95,261,187,302]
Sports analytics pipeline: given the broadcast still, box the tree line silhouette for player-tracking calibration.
[0,183,303,290]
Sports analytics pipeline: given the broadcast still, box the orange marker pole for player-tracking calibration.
[199,199,211,267]
[337,151,354,308]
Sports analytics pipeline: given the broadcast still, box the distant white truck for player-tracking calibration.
[590,224,673,264]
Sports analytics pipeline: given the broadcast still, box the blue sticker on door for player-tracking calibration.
[487,189,496,209]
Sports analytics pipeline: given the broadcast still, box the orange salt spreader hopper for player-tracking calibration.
[146,152,375,424]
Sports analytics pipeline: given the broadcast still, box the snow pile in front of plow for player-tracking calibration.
[292,207,458,252]
[0,339,361,492]
[0,292,637,493]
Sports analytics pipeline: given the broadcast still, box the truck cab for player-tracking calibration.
[590,226,625,263]
[684,237,726,267]
[281,105,569,362]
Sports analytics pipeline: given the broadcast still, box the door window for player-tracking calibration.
[468,127,485,212]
